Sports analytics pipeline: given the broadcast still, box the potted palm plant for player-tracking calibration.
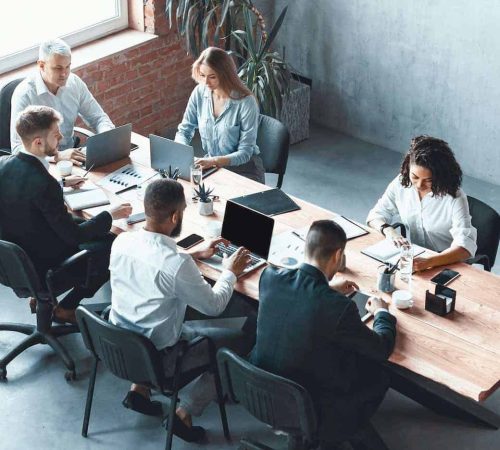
[194,183,215,215]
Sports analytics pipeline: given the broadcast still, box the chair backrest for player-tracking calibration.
[0,78,23,152]
[0,239,43,299]
[256,115,290,188]
[467,196,500,268]
[75,307,166,389]
[217,348,317,446]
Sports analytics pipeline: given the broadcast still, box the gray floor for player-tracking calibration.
[1,125,499,450]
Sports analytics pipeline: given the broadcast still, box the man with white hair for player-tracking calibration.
[10,38,114,165]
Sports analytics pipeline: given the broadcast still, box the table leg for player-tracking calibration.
[386,362,500,429]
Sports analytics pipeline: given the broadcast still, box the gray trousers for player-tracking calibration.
[227,155,265,184]
[161,318,254,416]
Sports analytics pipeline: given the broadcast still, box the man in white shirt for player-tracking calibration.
[10,38,114,165]
[109,178,253,442]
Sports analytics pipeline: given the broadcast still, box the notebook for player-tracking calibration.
[230,188,300,216]
[294,215,368,241]
[63,183,110,211]
[361,239,426,265]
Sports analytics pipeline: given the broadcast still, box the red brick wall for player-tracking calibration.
[75,0,194,136]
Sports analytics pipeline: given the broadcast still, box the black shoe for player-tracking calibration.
[165,414,206,443]
[122,391,163,416]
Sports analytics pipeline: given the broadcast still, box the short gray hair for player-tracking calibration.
[39,38,71,61]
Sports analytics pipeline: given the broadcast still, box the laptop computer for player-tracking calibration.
[202,200,275,276]
[149,134,217,180]
[82,124,132,169]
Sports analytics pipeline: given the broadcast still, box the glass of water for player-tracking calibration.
[399,243,413,289]
[190,163,202,195]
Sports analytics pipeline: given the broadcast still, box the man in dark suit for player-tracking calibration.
[0,105,131,323]
[251,220,397,449]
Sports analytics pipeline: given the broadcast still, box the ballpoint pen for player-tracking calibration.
[82,164,95,178]
[292,230,305,241]
[116,184,138,195]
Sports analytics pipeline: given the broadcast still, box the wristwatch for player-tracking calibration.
[61,177,66,187]
[380,223,391,236]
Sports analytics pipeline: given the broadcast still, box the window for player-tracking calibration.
[0,0,128,74]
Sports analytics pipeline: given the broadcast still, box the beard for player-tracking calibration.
[171,219,183,238]
[43,141,58,157]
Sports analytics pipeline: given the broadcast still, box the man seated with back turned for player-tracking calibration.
[10,38,114,165]
[0,106,131,323]
[251,220,397,449]
[109,178,254,443]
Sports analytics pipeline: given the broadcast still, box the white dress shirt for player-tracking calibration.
[109,229,237,350]
[10,71,114,153]
[367,176,477,256]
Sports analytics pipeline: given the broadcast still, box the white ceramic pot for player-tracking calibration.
[198,199,214,216]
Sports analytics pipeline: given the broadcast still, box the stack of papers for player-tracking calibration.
[361,239,427,265]
[63,182,110,211]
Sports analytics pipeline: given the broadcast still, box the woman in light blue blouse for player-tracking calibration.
[175,47,265,183]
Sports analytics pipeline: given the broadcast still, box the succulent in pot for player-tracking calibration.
[195,183,215,215]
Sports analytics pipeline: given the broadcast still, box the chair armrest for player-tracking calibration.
[73,126,95,138]
[391,222,407,238]
[0,149,11,156]
[45,249,91,298]
[466,254,490,271]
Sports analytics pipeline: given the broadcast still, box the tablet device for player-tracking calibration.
[348,291,373,322]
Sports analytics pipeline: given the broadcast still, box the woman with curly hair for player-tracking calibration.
[175,47,264,183]
[367,135,477,271]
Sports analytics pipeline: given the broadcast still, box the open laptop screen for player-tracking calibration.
[221,201,274,259]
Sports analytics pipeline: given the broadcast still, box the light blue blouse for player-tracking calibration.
[175,84,260,166]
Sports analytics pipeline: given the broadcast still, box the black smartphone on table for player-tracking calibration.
[177,234,204,249]
[430,268,460,286]
[348,291,373,322]
[126,212,146,225]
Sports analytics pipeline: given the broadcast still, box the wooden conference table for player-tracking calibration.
[69,132,500,429]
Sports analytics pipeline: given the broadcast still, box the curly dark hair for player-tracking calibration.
[400,135,463,197]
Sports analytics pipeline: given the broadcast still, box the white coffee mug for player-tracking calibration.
[206,221,222,238]
[392,289,414,309]
[57,160,73,177]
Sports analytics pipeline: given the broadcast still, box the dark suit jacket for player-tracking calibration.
[0,152,112,278]
[251,263,397,442]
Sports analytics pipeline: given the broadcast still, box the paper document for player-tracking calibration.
[295,215,367,241]
[268,230,305,268]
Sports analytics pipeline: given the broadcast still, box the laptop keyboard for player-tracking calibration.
[215,243,262,268]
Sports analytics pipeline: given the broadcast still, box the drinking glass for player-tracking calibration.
[190,163,202,198]
[399,243,413,290]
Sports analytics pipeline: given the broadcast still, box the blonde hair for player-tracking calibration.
[192,47,252,99]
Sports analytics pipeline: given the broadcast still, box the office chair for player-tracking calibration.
[257,115,290,189]
[217,348,318,450]
[0,239,91,381]
[467,196,500,271]
[0,78,23,155]
[75,307,229,450]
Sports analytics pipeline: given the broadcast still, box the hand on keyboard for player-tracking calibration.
[224,246,251,277]
[191,238,230,260]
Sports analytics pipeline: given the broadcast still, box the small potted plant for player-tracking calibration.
[194,183,215,215]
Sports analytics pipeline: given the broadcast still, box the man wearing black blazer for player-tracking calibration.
[0,106,131,323]
[251,220,397,448]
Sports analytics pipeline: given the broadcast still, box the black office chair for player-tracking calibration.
[0,239,92,380]
[217,348,319,450]
[75,307,229,450]
[257,115,290,189]
[467,196,500,271]
[0,78,24,155]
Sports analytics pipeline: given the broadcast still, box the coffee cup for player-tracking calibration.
[57,160,73,177]
[392,290,413,309]
[206,221,222,238]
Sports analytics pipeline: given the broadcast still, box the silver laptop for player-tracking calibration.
[82,124,132,169]
[149,134,217,181]
[202,200,275,276]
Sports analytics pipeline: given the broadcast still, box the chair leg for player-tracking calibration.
[209,341,230,439]
[82,358,99,437]
[43,332,76,374]
[0,331,42,372]
[165,387,179,450]
[277,174,284,189]
[0,322,36,335]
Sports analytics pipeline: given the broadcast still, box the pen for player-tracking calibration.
[292,231,305,241]
[116,184,138,195]
[82,164,95,178]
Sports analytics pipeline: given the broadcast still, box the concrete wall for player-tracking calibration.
[273,0,500,185]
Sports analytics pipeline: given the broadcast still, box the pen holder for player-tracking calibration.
[425,284,456,316]
[377,265,396,293]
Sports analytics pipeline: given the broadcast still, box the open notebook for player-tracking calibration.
[361,239,426,265]
[63,183,110,211]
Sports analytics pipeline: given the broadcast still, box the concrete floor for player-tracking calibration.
[0,125,499,449]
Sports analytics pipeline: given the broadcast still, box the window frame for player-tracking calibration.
[0,0,129,75]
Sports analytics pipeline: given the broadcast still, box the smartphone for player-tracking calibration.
[430,268,460,286]
[177,233,204,249]
[126,211,146,225]
[348,291,373,322]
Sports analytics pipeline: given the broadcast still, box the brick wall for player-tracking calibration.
[75,0,194,136]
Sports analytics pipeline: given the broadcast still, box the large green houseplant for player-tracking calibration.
[165,0,290,117]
